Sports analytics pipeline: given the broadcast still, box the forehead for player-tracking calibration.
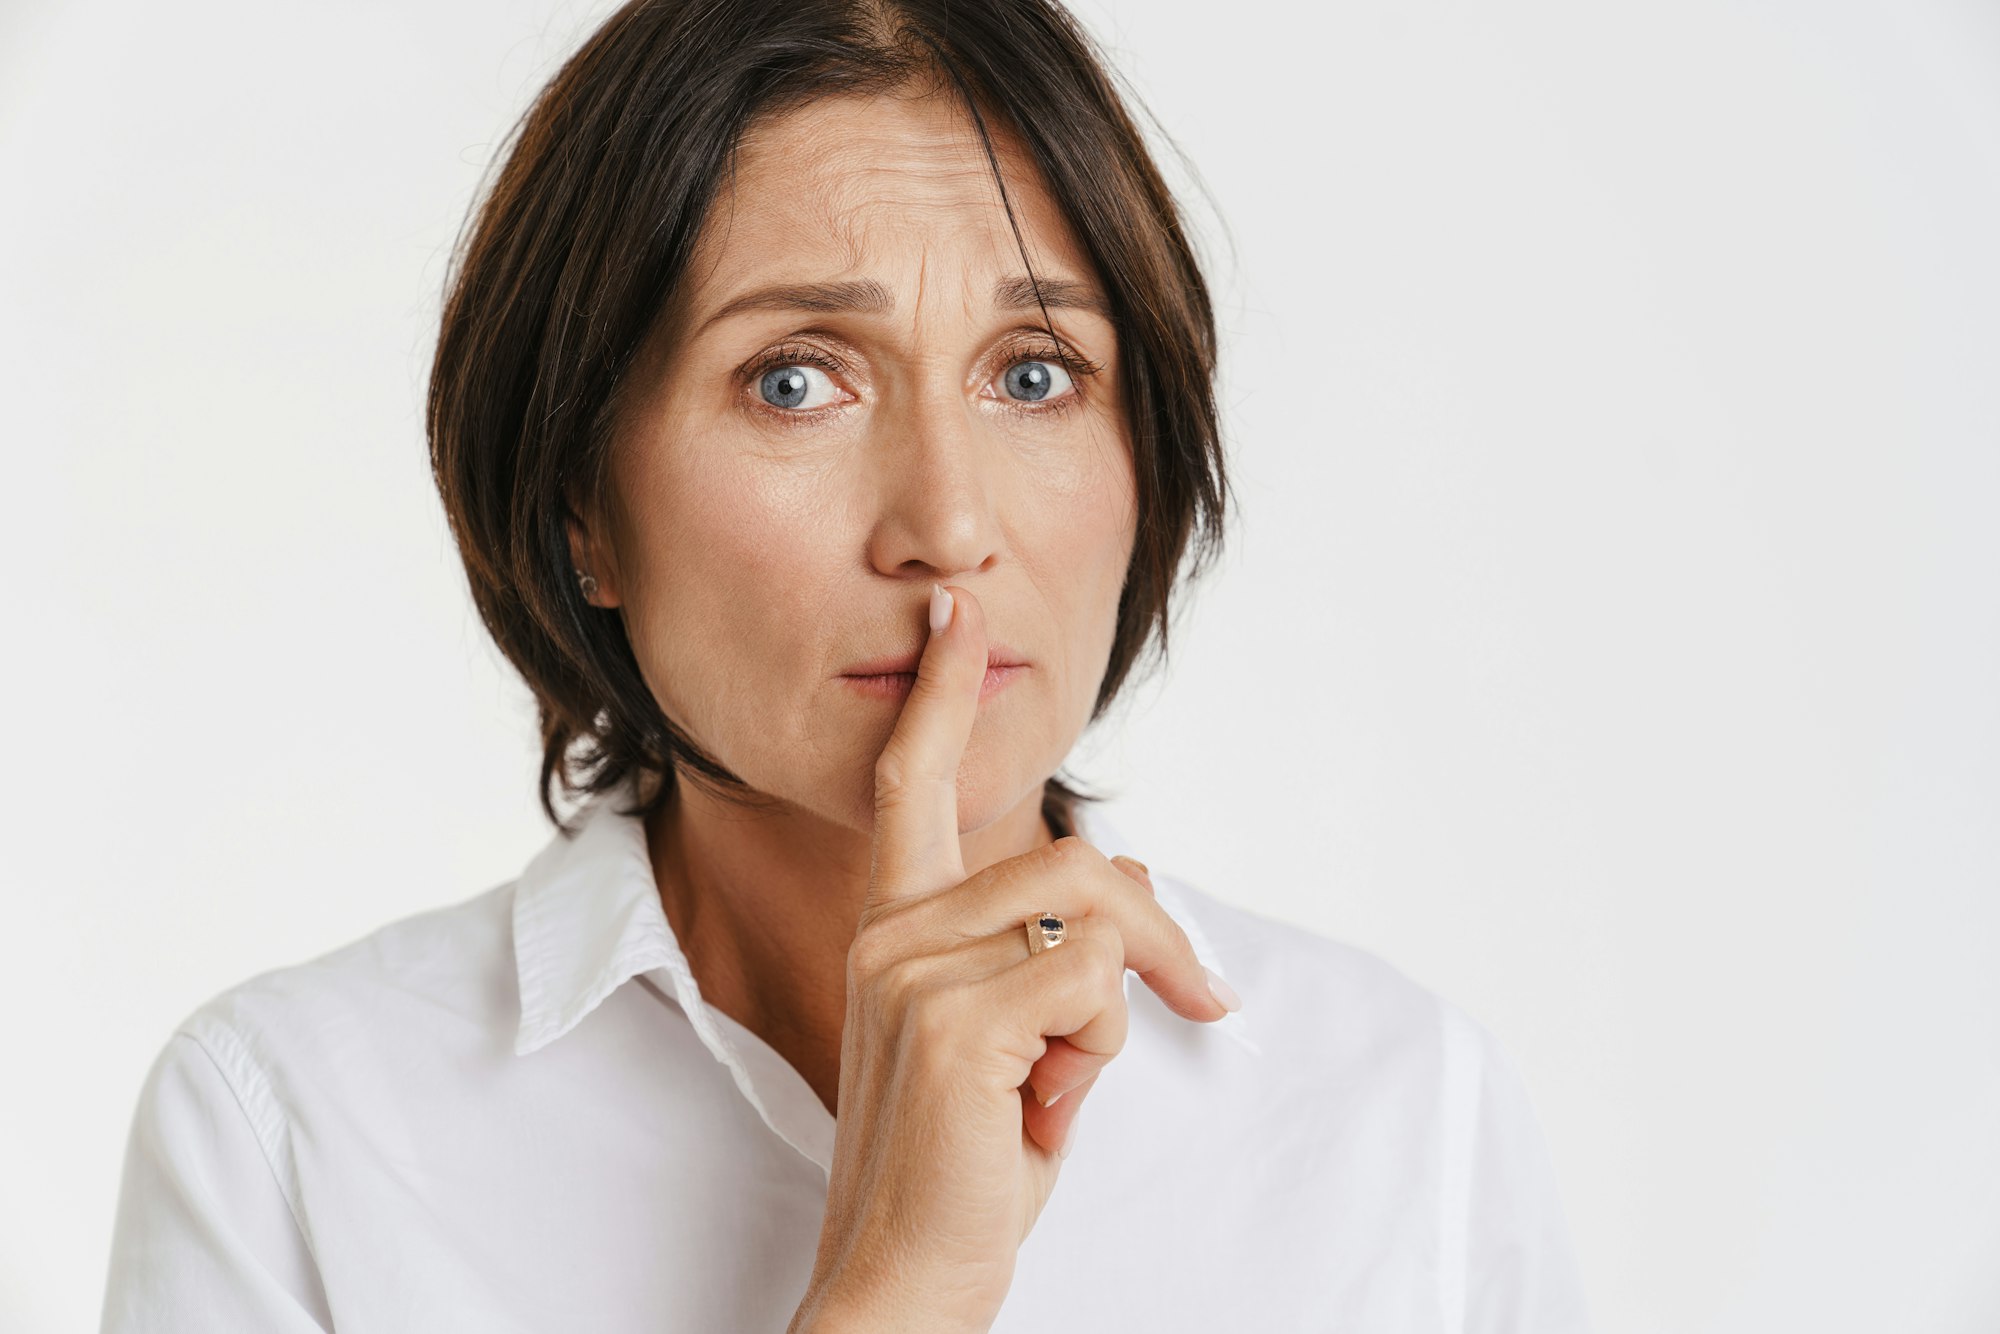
[686,86,1093,304]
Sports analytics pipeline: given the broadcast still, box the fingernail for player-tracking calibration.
[1205,964,1242,1013]
[929,583,954,635]
[1038,1087,1064,1107]
[1059,1114,1082,1159]
[1113,855,1154,892]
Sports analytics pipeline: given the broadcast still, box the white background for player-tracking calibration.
[4,1,1996,1329]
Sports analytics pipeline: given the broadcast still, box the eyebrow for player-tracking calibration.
[696,273,1111,334]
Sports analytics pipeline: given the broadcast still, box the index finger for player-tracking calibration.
[866,582,989,907]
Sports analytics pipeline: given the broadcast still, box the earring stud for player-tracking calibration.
[574,567,599,602]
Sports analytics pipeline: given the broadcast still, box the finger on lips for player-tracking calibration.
[864,580,1234,1161]
[866,582,985,909]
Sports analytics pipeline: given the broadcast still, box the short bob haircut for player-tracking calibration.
[427,0,1232,837]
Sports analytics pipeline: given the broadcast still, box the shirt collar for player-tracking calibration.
[512,779,1258,1058]
[511,774,680,1057]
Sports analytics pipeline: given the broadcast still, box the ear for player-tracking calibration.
[565,503,623,610]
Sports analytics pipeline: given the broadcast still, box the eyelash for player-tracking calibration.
[740,338,1104,426]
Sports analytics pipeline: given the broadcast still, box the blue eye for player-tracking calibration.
[1001,358,1073,403]
[759,363,839,410]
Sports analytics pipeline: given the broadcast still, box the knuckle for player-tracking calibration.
[1105,859,1163,922]
[1057,918,1124,992]
[1115,870,1198,967]
[906,979,975,1051]
[845,923,897,981]
[1041,834,1095,873]
[872,758,922,806]
[1088,927,1127,992]
[1071,932,1130,1050]
[875,749,953,800]
[863,950,928,1008]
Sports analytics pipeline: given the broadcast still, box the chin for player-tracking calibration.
[803,745,1043,839]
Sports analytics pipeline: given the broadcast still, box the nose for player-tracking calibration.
[864,388,1005,583]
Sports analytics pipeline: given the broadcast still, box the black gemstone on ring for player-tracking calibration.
[1039,916,1063,933]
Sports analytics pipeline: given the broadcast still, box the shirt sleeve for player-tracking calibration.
[1448,1009,1596,1334]
[100,1029,334,1332]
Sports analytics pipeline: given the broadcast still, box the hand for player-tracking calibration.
[789,583,1234,1334]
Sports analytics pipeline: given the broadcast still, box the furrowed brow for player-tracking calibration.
[991,274,1111,321]
[696,278,895,334]
[694,272,1110,334]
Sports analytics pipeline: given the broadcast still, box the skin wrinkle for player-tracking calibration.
[569,83,1136,1114]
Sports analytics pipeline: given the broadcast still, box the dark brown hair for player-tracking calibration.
[427,0,1231,836]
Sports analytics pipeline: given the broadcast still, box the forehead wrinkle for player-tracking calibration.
[834,155,999,198]
[693,98,1098,340]
[782,199,1027,334]
[911,241,929,346]
[789,165,990,280]
[791,108,1009,222]
[733,87,1042,225]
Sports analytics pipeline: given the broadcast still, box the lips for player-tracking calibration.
[841,643,1028,677]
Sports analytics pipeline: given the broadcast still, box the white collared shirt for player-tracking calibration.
[100,784,1593,1332]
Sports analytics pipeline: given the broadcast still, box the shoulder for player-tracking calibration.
[1161,872,1450,1030]
[1073,804,1498,1070]
[1158,870,1509,1082]
[166,879,520,1096]
[1157,878,1592,1328]
[114,881,519,1250]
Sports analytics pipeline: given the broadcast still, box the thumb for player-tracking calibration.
[866,583,989,906]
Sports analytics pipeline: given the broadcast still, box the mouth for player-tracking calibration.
[840,643,1029,678]
[840,644,1030,702]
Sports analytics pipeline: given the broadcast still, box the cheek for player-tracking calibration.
[1058,421,1138,586]
[621,454,841,745]
[1021,438,1136,709]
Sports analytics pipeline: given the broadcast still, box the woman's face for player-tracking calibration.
[579,84,1135,836]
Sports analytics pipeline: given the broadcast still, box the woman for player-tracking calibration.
[101,1,1592,1330]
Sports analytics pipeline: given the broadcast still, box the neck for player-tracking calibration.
[642,772,1063,1115]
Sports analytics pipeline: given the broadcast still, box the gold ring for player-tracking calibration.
[1026,911,1067,956]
